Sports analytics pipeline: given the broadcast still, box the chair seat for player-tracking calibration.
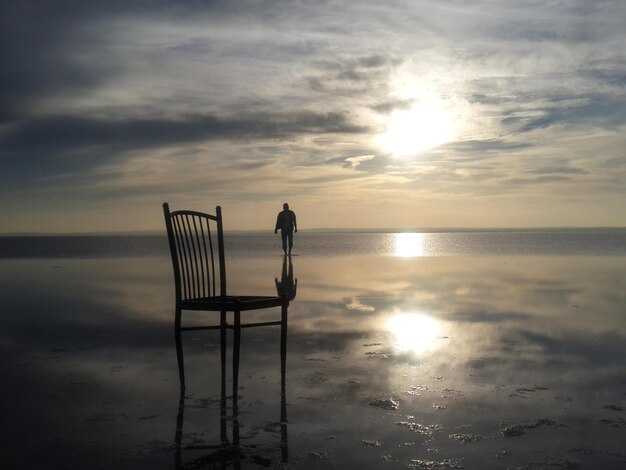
[181,295,285,311]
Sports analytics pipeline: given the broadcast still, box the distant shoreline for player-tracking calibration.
[1,226,625,237]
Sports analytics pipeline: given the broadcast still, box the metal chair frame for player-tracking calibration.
[163,203,288,390]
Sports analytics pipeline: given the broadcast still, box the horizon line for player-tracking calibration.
[1,225,625,237]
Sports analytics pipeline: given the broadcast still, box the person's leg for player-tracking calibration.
[287,230,293,254]
[281,231,288,253]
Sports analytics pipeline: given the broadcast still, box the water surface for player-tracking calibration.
[1,231,625,468]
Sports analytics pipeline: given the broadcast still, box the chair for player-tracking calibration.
[174,313,289,469]
[163,203,288,391]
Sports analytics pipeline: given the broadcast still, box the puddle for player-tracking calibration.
[408,458,464,469]
[369,398,400,410]
[359,439,382,447]
[304,371,327,386]
[441,389,464,400]
[598,417,626,428]
[501,418,560,437]
[448,433,481,443]
[307,449,331,460]
[396,421,443,436]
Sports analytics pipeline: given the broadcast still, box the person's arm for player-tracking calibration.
[292,211,298,232]
[274,213,281,233]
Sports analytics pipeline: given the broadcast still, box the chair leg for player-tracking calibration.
[174,307,185,391]
[219,311,228,446]
[233,310,241,398]
[174,386,185,468]
[220,310,227,400]
[232,309,241,448]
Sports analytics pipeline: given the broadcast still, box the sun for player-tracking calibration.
[377,99,457,157]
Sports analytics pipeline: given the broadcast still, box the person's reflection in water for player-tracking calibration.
[275,255,297,301]
[175,316,289,468]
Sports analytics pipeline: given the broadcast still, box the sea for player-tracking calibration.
[1,229,625,469]
[1,228,625,258]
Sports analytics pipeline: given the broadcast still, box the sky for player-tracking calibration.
[1,0,625,233]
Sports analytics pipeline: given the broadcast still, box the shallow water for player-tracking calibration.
[1,233,625,469]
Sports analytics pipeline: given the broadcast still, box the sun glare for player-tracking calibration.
[394,232,425,257]
[387,313,441,355]
[377,99,457,157]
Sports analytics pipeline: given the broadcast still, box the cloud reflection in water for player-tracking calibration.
[2,250,626,468]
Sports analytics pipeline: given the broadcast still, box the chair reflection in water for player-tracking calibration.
[163,203,290,468]
[173,316,288,469]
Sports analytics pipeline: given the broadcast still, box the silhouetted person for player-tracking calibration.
[274,203,297,254]
[275,255,297,301]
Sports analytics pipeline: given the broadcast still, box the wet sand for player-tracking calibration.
[1,253,625,468]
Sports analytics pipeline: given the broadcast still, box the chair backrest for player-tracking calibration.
[163,203,227,301]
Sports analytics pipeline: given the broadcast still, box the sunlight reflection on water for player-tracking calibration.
[2,247,626,468]
[387,312,442,354]
[393,232,425,257]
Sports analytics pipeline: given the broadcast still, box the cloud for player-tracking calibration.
[1,0,626,231]
[0,111,368,179]
[307,54,401,94]
[529,166,588,176]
